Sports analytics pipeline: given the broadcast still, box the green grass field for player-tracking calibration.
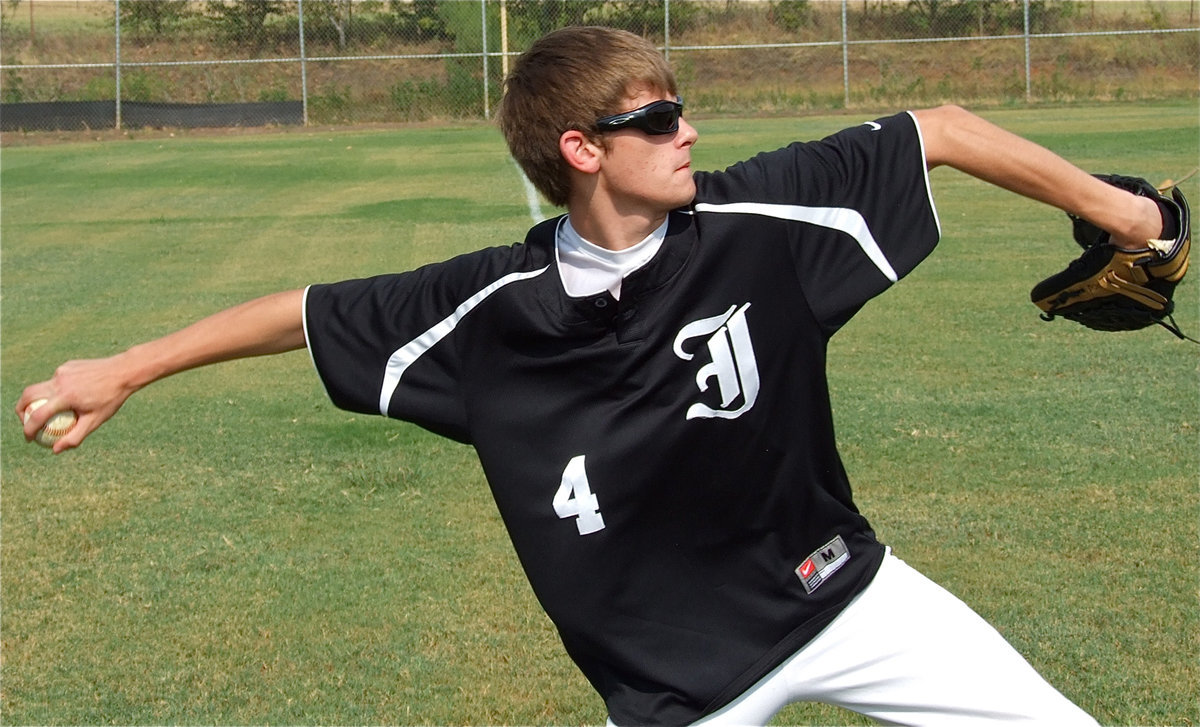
[2,103,1198,726]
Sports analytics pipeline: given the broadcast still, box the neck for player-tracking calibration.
[566,204,668,252]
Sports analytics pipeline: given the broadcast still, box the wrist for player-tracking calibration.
[1107,194,1163,250]
[116,343,167,392]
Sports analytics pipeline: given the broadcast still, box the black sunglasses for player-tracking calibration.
[595,97,684,136]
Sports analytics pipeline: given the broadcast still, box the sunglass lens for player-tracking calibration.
[645,105,680,133]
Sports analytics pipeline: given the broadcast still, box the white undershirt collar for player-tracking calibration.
[555,216,668,300]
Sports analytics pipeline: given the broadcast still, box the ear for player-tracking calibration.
[559,129,602,174]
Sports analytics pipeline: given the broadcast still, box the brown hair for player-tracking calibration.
[497,26,677,207]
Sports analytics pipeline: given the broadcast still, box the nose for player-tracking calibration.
[677,117,698,146]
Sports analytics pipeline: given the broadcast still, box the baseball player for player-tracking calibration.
[18,26,1187,727]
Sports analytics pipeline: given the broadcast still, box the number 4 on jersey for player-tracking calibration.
[554,455,606,535]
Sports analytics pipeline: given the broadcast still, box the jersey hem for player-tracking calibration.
[695,544,887,721]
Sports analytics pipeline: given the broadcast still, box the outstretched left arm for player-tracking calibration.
[912,105,1163,249]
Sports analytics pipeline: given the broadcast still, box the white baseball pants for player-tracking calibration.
[691,552,1099,726]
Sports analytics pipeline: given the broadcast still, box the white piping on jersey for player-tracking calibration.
[301,285,322,384]
[905,109,944,238]
[691,201,900,283]
[377,266,551,416]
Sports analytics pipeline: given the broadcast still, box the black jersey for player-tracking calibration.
[304,112,940,725]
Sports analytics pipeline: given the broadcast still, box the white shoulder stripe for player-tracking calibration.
[378,265,550,416]
[692,201,899,283]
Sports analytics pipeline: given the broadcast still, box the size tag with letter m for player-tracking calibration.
[795,535,850,594]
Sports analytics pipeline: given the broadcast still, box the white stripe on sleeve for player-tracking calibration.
[377,266,550,416]
[693,201,899,283]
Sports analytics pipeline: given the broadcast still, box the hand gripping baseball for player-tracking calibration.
[16,353,140,454]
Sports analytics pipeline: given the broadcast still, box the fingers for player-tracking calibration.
[16,388,78,453]
[16,387,59,441]
[46,411,93,454]
[15,356,133,454]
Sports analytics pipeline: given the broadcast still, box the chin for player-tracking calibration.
[673,185,697,209]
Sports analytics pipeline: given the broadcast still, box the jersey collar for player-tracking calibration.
[527,209,697,328]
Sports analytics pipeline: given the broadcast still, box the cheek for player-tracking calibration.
[644,155,680,180]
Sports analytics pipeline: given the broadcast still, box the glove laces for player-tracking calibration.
[1157,313,1200,345]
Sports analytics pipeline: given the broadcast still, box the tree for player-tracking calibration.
[508,0,605,38]
[310,0,352,49]
[205,0,287,50]
[121,0,191,39]
[387,0,450,42]
[770,0,813,33]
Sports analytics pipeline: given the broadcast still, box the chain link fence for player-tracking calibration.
[2,0,1197,132]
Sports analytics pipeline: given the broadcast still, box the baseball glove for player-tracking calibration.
[1030,173,1193,341]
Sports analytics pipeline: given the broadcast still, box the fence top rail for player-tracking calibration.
[840,24,1199,47]
[1,51,487,72]
[4,24,1194,73]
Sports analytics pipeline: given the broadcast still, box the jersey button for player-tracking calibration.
[593,298,609,309]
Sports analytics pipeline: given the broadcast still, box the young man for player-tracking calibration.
[19,26,1176,727]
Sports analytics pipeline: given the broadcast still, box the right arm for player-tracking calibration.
[15,289,307,453]
[913,105,1163,248]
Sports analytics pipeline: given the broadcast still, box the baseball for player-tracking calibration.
[24,398,77,448]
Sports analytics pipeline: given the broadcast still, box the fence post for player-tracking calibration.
[841,0,849,108]
[114,0,122,129]
[664,0,671,62]
[1023,0,1032,102]
[481,0,490,120]
[500,0,509,79]
[298,0,309,125]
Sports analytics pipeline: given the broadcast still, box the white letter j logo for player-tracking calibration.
[672,303,760,420]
